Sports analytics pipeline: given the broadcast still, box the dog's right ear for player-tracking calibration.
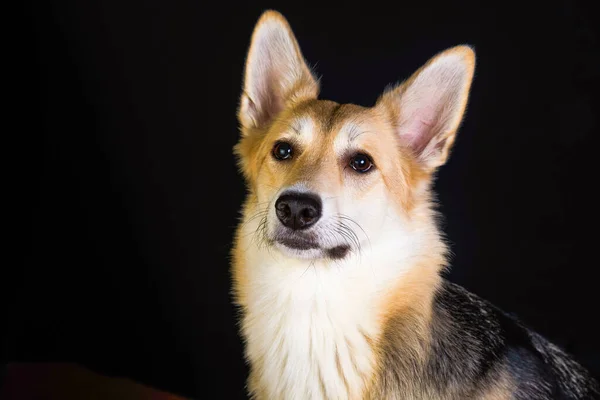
[238,11,319,133]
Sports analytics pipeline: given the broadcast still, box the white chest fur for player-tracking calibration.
[241,253,380,400]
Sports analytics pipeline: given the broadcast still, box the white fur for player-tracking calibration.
[238,198,441,400]
[288,117,316,143]
[333,122,368,155]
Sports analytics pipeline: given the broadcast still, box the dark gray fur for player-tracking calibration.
[374,280,600,399]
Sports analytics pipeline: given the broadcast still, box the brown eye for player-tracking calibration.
[273,141,293,160]
[350,153,373,173]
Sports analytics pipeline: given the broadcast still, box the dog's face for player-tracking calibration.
[240,100,410,261]
[236,11,475,261]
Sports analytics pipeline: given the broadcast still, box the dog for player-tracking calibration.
[231,10,600,400]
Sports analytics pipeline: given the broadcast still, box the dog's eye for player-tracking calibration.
[273,141,293,160]
[350,153,373,173]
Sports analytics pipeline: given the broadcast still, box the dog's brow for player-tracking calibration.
[334,122,371,155]
[287,118,309,136]
[347,124,370,143]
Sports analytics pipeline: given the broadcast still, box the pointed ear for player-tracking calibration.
[238,11,319,132]
[376,46,475,171]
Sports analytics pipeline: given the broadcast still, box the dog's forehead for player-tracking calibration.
[287,100,374,145]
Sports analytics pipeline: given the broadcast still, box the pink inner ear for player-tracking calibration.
[400,106,439,155]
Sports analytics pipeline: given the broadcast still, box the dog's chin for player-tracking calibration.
[273,237,351,261]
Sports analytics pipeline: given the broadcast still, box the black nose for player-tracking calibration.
[275,192,322,230]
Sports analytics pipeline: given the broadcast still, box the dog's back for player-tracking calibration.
[374,281,600,399]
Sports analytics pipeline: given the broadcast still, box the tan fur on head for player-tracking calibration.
[233,10,476,400]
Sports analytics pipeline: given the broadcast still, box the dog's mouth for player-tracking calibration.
[276,236,320,250]
[274,232,351,260]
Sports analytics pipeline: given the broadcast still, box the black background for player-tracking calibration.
[12,1,600,398]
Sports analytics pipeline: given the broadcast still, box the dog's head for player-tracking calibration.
[235,11,475,261]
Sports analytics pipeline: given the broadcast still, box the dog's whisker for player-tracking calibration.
[337,221,360,250]
[240,208,269,230]
[339,214,371,251]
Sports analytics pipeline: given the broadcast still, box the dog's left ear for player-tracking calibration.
[376,46,475,171]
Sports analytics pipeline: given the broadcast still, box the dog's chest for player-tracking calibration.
[242,270,378,400]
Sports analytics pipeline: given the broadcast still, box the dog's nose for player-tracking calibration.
[275,192,322,230]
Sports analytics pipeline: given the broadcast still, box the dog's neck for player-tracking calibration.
[232,196,446,399]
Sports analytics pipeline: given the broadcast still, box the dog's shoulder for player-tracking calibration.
[430,280,600,399]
